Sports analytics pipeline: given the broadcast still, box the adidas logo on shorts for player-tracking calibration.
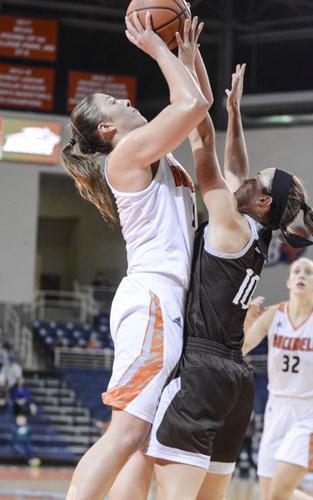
[173,316,182,327]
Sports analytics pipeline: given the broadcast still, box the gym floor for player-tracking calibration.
[0,466,260,499]
[1,467,312,500]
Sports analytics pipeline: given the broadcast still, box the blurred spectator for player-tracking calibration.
[86,332,102,350]
[11,414,41,467]
[0,373,8,412]
[0,340,9,367]
[11,378,37,417]
[1,355,23,389]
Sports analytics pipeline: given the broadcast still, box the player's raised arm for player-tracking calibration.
[175,16,213,107]
[224,64,249,191]
[176,18,239,227]
[193,41,214,108]
[244,296,266,331]
[109,12,208,172]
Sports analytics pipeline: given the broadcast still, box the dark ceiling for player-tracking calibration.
[1,0,313,127]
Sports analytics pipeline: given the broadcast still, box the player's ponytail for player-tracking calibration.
[302,202,313,236]
[281,175,313,237]
[60,94,117,224]
[61,140,117,224]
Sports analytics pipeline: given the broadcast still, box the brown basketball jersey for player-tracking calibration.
[184,216,264,350]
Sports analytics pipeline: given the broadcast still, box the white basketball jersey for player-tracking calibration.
[104,153,196,289]
[267,302,313,399]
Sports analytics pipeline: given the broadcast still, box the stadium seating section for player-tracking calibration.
[32,312,113,351]
[0,369,112,465]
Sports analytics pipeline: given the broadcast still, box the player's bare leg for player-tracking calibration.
[196,471,232,500]
[260,462,312,500]
[108,451,154,500]
[154,460,206,500]
[66,410,150,500]
[260,476,272,500]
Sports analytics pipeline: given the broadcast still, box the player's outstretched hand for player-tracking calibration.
[225,63,246,112]
[125,11,168,60]
[244,295,266,331]
[176,16,203,71]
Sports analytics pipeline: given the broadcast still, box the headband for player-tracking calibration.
[258,169,313,260]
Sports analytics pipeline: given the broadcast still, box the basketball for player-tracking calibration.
[126,0,191,50]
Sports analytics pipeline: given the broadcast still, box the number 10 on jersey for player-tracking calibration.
[233,269,260,310]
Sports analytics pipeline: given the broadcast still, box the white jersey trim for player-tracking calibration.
[209,461,236,475]
[204,214,259,259]
[285,302,313,331]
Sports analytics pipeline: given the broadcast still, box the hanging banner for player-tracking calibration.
[0,15,58,62]
[0,64,55,111]
[67,70,137,112]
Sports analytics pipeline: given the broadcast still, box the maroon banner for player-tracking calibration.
[0,64,55,111]
[67,70,137,112]
[0,15,58,62]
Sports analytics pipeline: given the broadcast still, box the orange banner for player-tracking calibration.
[0,64,55,111]
[67,70,137,112]
[0,15,58,62]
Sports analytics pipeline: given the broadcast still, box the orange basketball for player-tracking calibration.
[126,0,191,50]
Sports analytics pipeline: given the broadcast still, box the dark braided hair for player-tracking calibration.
[280,176,313,236]
[262,174,313,236]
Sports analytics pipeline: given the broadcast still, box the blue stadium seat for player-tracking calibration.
[60,368,112,422]
[33,317,114,352]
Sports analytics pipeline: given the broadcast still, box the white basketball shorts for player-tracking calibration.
[102,273,186,423]
[258,395,313,478]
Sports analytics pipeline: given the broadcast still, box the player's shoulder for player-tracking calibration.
[264,303,286,325]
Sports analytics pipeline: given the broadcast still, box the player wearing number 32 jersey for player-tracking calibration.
[244,257,313,500]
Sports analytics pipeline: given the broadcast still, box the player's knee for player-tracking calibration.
[156,480,181,500]
[109,484,147,500]
[118,427,148,454]
[157,488,194,500]
[156,480,203,500]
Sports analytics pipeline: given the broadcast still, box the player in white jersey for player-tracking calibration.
[244,257,313,500]
[61,13,209,500]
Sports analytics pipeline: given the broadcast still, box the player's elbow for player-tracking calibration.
[186,97,209,121]
[196,97,210,118]
[190,132,216,160]
[207,94,214,109]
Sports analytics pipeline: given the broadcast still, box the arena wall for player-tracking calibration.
[0,108,312,305]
